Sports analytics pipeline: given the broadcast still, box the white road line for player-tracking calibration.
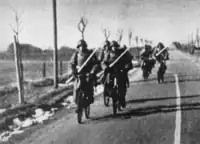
[174,74,181,144]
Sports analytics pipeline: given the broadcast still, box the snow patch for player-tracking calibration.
[0,109,6,114]
[65,95,76,109]
[0,127,23,142]
[94,85,104,96]
[33,111,54,124]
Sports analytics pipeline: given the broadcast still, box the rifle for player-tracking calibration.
[98,47,131,76]
[155,47,168,57]
[65,47,99,85]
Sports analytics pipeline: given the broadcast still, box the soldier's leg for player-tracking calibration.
[117,75,127,108]
[85,80,94,104]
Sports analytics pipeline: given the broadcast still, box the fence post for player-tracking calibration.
[60,60,63,76]
[13,36,24,104]
[42,62,46,78]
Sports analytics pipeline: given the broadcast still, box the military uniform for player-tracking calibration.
[102,42,133,108]
[70,39,100,106]
[154,43,169,74]
[140,45,155,73]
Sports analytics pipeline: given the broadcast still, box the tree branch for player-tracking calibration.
[77,17,88,39]
[9,5,24,39]
[117,29,123,43]
[9,23,17,34]
[103,28,111,40]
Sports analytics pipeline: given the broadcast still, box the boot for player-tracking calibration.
[121,97,126,108]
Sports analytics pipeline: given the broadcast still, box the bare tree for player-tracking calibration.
[77,16,88,40]
[128,30,132,46]
[103,28,111,41]
[145,39,148,44]
[135,36,139,47]
[140,38,143,46]
[9,6,24,42]
[117,29,123,44]
[9,6,24,102]
[147,40,149,44]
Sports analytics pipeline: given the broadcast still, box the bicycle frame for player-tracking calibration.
[76,74,91,108]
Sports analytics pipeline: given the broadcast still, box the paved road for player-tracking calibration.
[5,49,200,144]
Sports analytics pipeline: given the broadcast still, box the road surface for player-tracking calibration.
[4,49,200,144]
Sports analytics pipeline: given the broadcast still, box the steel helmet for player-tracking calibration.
[76,39,88,49]
[145,44,151,50]
[110,40,120,48]
[103,40,111,48]
[157,42,165,49]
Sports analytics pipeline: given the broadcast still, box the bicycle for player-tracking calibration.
[75,74,92,124]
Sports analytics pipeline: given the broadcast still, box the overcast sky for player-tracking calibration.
[0,0,200,50]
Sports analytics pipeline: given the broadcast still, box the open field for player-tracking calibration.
[0,60,69,88]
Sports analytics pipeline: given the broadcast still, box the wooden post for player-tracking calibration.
[53,0,58,88]
[13,36,24,104]
[42,62,46,78]
[60,60,63,76]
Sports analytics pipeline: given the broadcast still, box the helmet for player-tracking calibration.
[157,42,164,49]
[110,40,120,48]
[103,40,111,48]
[145,44,151,50]
[76,39,88,49]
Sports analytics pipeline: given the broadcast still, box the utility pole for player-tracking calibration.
[52,0,58,88]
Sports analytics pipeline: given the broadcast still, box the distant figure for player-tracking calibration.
[154,42,169,83]
[140,44,155,74]
[154,42,169,63]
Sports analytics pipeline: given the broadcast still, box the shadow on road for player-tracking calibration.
[89,95,200,124]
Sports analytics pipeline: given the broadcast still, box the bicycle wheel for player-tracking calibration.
[104,95,110,107]
[77,91,83,124]
[112,98,117,116]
